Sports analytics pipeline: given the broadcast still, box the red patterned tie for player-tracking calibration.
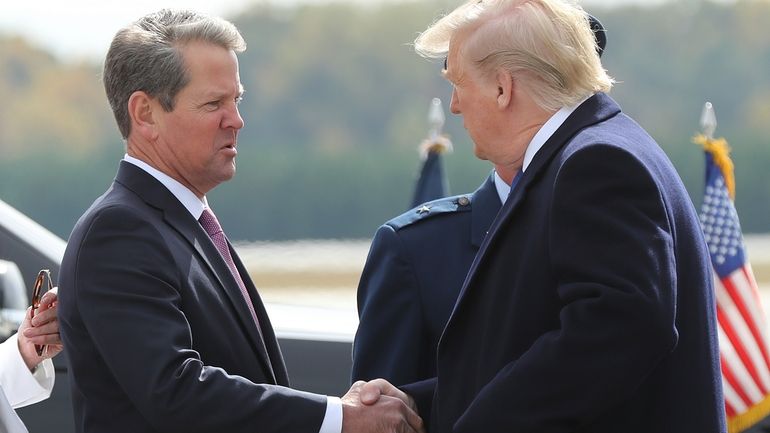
[199,208,261,330]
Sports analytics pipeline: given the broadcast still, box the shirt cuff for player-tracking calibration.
[0,334,54,408]
[318,396,342,433]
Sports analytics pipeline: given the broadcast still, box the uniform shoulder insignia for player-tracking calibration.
[387,194,472,230]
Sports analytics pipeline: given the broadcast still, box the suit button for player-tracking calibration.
[458,196,470,206]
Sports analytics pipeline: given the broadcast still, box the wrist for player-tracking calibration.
[17,333,39,372]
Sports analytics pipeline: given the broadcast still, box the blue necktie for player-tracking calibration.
[508,170,523,198]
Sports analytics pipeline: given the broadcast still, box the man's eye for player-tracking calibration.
[235,96,243,105]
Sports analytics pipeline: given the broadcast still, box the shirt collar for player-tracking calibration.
[123,154,208,219]
[493,171,510,204]
[521,95,591,173]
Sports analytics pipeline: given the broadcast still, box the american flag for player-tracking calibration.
[697,135,770,432]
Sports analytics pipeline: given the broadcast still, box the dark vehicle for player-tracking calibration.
[0,198,355,433]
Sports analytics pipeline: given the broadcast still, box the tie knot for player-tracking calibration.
[508,169,524,197]
[199,208,223,237]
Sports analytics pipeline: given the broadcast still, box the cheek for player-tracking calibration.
[192,117,222,140]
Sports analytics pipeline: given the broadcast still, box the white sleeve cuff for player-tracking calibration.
[318,396,342,433]
[0,334,54,408]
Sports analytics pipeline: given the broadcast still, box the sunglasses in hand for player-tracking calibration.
[30,269,53,357]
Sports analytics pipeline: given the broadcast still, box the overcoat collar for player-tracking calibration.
[456,93,622,308]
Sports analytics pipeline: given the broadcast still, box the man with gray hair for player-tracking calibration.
[359,0,727,432]
[58,9,423,433]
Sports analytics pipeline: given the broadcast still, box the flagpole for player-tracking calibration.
[428,97,445,142]
[411,98,452,208]
[701,101,717,140]
[419,98,453,160]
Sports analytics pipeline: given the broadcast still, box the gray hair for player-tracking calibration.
[415,0,613,111]
[104,9,246,139]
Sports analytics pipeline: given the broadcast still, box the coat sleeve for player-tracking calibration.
[63,205,327,433]
[352,224,427,386]
[455,144,680,432]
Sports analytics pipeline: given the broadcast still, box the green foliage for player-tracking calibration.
[233,2,456,155]
[0,0,768,240]
[0,37,115,158]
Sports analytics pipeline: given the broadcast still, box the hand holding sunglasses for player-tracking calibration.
[23,269,63,366]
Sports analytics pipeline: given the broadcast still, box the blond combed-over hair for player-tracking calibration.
[415,0,613,111]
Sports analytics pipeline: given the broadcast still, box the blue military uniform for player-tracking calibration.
[352,173,501,385]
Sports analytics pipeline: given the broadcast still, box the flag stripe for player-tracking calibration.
[743,265,770,365]
[717,275,770,395]
[731,265,770,369]
[719,323,765,404]
[722,360,746,417]
[725,269,770,374]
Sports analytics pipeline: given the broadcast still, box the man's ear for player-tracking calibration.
[495,69,514,109]
[127,91,158,141]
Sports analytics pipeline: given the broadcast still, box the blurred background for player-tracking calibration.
[1,0,769,299]
[0,0,766,237]
[2,0,769,298]
[1,0,769,430]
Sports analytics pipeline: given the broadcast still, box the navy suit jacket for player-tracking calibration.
[58,162,327,433]
[352,175,501,385]
[403,93,727,433]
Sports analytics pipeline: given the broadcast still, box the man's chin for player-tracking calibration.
[472,146,488,162]
[216,164,237,183]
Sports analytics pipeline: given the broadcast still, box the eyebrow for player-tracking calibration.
[202,85,245,101]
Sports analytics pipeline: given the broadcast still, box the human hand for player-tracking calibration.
[341,380,424,433]
[19,287,63,371]
[357,378,419,413]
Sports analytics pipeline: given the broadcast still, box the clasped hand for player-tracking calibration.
[19,287,63,371]
[341,378,424,433]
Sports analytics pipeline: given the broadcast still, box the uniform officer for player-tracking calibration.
[352,15,607,385]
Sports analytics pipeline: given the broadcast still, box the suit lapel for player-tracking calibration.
[453,93,622,312]
[229,244,283,384]
[114,162,277,382]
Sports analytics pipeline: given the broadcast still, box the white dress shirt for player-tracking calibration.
[0,334,55,433]
[123,155,343,433]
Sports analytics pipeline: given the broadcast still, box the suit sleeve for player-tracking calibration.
[400,377,436,424]
[352,224,427,386]
[68,206,327,433]
[455,145,679,432]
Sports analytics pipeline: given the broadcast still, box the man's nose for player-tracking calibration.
[224,104,244,130]
[449,88,460,114]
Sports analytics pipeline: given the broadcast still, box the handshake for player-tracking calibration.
[341,379,425,433]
